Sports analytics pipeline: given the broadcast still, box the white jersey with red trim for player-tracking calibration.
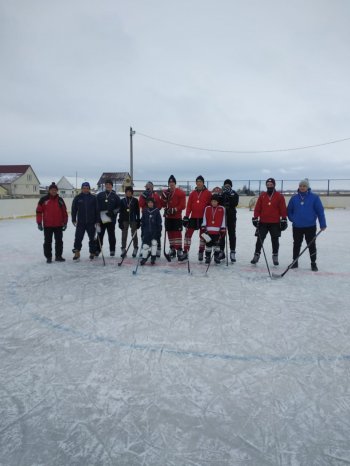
[202,205,226,233]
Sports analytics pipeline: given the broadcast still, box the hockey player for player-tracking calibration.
[139,181,162,257]
[218,179,239,263]
[119,186,140,258]
[287,178,327,271]
[140,197,162,265]
[161,175,186,260]
[71,182,99,260]
[250,178,288,266]
[180,175,211,262]
[200,193,226,264]
[96,179,121,257]
[36,182,68,263]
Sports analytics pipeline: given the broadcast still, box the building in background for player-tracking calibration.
[97,172,132,193]
[0,165,40,198]
[56,176,76,198]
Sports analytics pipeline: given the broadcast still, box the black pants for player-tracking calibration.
[43,227,63,259]
[74,224,97,254]
[255,223,281,255]
[293,225,317,262]
[97,222,116,253]
[220,215,236,252]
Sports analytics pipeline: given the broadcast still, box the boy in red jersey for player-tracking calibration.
[200,193,226,264]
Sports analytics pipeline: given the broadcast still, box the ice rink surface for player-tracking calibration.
[1,208,350,466]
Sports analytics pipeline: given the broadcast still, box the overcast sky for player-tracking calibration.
[1,0,350,186]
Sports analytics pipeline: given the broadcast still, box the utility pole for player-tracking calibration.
[130,127,135,185]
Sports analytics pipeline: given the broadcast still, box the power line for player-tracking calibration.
[135,131,350,154]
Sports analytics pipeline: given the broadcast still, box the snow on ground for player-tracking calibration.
[1,208,350,466]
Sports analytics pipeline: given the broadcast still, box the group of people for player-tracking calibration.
[36,175,327,270]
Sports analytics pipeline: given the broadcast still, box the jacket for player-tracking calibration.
[141,207,162,242]
[96,190,121,223]
[254,190,287,223]
[202,205,226,234]
[71,193,98,225]
[161,187,186,219]
[36,194,68,227]
[119,196,140,223]
[287,189,327,228]
[185,186,212,219]
[220,188,239,220]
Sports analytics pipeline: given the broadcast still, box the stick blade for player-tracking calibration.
[271,272,282,279]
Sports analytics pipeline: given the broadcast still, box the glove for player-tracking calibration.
[165,207,176,215]
[161,189,171,201]
[136,220,141,229]
[280,218,288,231]
[220,228,226,238]
[252,217,259,228]
[95,223,101,233]
[118,221,123,230]
[72,221,77,227]
[182,216,190,227]
[62,224,67,231]
[37,223,43,231]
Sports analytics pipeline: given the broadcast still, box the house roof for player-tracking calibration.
[97,172,131,185]
[56,176,76,190]
[0,164,31,174]
[0,173,23,184]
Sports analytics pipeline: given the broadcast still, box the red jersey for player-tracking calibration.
[139,191,162,210]
[185,187,212,218]
[161,187,186,219]
[36,195,68,227]
[254,191,287,223]
[202,205,226,234]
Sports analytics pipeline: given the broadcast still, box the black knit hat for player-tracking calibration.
[224,179,232,187]
[125,186,134,193]
[168,175,176,185]
[81,182,90,188]
[105,178,113,186]
[211,193,220,202]
[146,197,155,204]
[266,178,276,186]
[49,182,58,190]
[196,175,204,183]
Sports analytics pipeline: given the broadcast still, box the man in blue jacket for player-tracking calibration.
[71,182,99,260]
[287,179,327,271]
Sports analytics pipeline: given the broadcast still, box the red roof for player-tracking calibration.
[0,165,31,174]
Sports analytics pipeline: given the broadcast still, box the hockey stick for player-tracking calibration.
[96,228,106,266]
[163,230,171,262]
[225,227,229,266]
[132,241,144,275]
[256,227,272,279]
[272,230,322,279]
[118,231,137,266]
[205,250,214,274]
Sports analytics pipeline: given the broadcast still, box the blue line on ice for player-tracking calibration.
[32,313,350,364]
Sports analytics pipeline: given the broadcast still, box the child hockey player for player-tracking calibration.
[140,198,162,265]
[200,193,226,264]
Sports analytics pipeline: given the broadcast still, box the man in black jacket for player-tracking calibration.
[71,182,99,260]
[219,179,239,263]
[96,179,121,256]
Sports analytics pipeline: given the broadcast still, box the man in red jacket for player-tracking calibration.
[250,178,288,265]
[180,175,212,262]
[161,175,186,260]
[36,182,68,263]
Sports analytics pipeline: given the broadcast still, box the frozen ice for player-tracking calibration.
[1,208,350,465]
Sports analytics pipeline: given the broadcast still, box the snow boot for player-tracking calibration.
[72,249,80,261]
[151,255,156,265]
[110,251,115,257]
[272,254,279,266]
[55,256,65,262]
[46,257,52,264]
[250,252,260,264]
[230,251,236,262]
[311,262,318,272]
[198,251,204,262]
[132,247,138,258]
[120,248,126,258]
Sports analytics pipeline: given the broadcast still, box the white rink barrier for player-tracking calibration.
[0,196,349,220]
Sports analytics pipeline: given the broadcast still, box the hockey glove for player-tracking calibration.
[280,218,288,231]
[37,223,43,231]
[252,217,259,228]
[182,216,190,227]
[62,224,67,231]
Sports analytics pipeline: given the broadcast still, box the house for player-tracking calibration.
[0,165,40,197]
[56,176,77,198]
[97,172,132,193]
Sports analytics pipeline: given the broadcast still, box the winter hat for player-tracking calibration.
[168,175,176,185]
[49,182,58,190]
[299,178,310,188]
[224,179,232,187]
[105,178,113,186]
[125,186,134,193]
[81,182,90,188]
[265,178,276,186]
[145,181,154,189]
[196,175,204,183]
